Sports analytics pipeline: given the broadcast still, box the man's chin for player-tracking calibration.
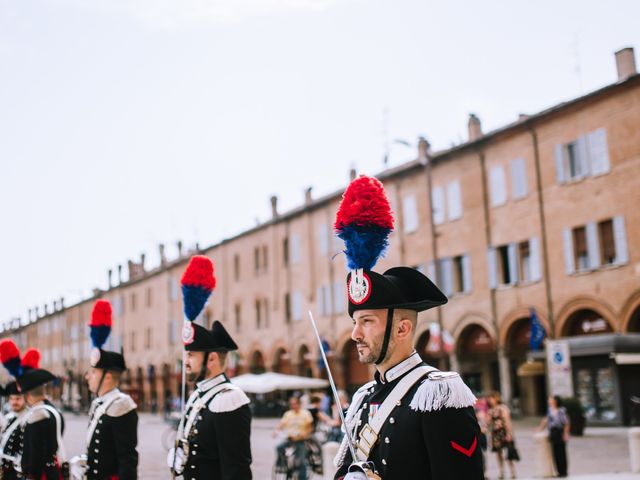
[357,353,377,364]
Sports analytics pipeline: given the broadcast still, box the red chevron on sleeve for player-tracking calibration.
[450,436,478,457]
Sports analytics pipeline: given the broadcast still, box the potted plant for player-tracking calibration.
[561,396,586,436]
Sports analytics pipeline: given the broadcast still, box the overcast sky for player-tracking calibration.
[1,0,639,324]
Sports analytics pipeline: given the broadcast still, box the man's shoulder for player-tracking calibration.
[208,384,250,414]
[407,370,477,413]
[105,393,138,418]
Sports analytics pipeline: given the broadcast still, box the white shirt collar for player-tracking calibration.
[197,373,227,393]
[380,351,423,383]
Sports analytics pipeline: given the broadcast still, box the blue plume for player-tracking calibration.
[90,325,111,348]
[3,358,22,378]
[337,224,392,270]
[182,285,212,321]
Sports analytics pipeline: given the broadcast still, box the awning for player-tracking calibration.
[612,353,640,365]
[517,360,546,376]
[230,372,329,394]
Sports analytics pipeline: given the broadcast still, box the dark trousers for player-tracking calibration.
[551,440,568,477]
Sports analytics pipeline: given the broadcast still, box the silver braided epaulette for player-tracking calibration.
[409,371,477,412]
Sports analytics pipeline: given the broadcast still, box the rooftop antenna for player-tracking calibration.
[382,107,390,168]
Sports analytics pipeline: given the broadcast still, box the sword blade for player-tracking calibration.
[307,310,358,462]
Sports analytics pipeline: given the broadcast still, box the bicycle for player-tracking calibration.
[272,438,323,480]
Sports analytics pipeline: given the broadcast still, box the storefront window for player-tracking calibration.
[576,366,618,422]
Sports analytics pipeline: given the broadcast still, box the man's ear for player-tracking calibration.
[396,317,413,340]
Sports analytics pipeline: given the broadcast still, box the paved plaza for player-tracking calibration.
[60,412,638,479]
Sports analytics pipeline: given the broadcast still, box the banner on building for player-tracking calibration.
[546,339,574,397]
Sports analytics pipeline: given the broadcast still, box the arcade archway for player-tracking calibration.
[297,345,313,377]
[250,350,266,374]
[272,347,292,374]
[456,324,498,395]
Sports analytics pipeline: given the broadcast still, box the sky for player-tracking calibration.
[1,0,639,324]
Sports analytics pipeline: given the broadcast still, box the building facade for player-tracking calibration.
[2,48,640,424]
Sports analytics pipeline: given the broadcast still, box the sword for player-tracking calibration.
[307,310,358,463]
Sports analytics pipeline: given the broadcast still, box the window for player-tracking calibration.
[263,299,270,328]
[145,327,152,349]
[490,166,507,206]
[234,304,242,332]
[290,234,301,264]
[146,288,152,307]
[262,245,268,271]
[130,293,137,312]
[488,238,541,288]
[402,194,419,233]
[510,158,528,199]
[168,278,179,302]
[563,216,628,274]
[318,224,329,256]
[317,285,330,316]
[233,254,240,281]
[283,238,289,266]
[429,254,472,296]
[130,331,136,352]
[119,295,125,315]
[291,291,303,321]
[599,220,615,265]
[431,187,445,225]
[254,247,260,275]
[284,293,291,323]
[168,320,177,345]
[446,181,462,220]
[333,282,345,314]
[255,299,262,329]
[555,128,610,183]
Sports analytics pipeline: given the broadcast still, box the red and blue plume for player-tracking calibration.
[334,175,394,270]
[21,348,40,371]
[181,255,216,321]
[89,299,112,349]
[0,339,22,378]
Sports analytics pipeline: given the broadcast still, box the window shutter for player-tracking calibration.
[290,234,301,264]
[318,224,328,256]
[507,243,519,285]
[487,248,498,289]
[613,215,629,265]
[510,158,528,199]
[490,166,507,206]
[462,254,472,293]
[441,258,454,296]
[431,187,445,225]
[576,135,591,178]
[292,291,302,321]
[529,237,542,282]
[586,222,600,269]
[402,194,419,233]
[333,282,345,314]
[563,228,575,274]
[555,144,567,184]
[446,181,462,220]
[588,128,610,175]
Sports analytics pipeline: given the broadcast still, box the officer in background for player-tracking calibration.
[169,320,252,480]
[17,358,65,479]
[0,381,27,480]
[332,175,484,479]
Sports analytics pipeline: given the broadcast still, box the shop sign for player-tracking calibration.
[546,340,574,397]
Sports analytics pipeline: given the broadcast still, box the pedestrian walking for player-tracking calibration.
[537,395,570,478]
[487,391,517,479]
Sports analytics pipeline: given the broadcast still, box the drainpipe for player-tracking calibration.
[526,124,556,338]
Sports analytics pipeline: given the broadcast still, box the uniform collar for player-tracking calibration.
[376,351,423,384]
[97,387,120,403]
[197,373,227,393]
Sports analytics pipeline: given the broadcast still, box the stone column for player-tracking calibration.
[498,347,512,403]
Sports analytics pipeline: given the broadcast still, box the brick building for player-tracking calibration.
[2,47,640,424]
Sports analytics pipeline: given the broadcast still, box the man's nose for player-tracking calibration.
[351,323,362,342]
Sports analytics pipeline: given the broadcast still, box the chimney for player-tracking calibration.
[270,195,279,218]
[60,297,64,309]
[159,244,167,266]
[140,253,146,271]
[349,168,357,182]
[418,137,431,164]
[127,259,134,279]
[615,47,637,81]
[28,308,32,321]
[53,300,58,311]
[35,306,40,318]
[117,264,123,283]
[108,269,113,288]
[177,240,183,258]
[304,187,313,205]
[195,243,200,252]
[468,114,482,141]
[518,113,530,121]
[43,303,49,316]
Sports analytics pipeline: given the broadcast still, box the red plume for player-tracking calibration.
[0,339,20,363]
[334,175,394,229]
[21,348,40,369]
[181,255,216,290]
[90,299,112,327]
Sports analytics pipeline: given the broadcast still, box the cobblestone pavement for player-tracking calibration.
[61,412,637,479]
